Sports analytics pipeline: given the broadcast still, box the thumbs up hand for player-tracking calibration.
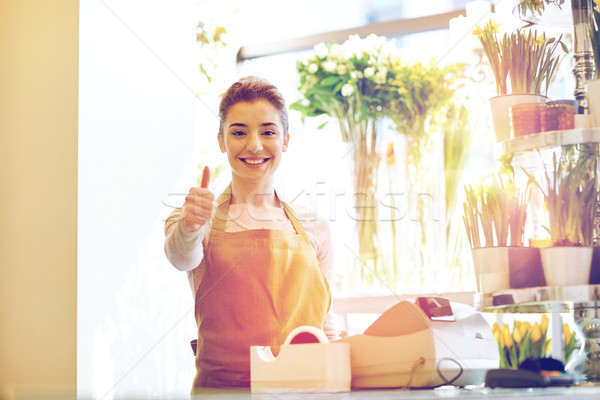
[182,166,216,232]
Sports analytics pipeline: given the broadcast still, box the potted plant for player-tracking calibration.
[523,145,598,286]
[463,162,541,293]
[473,20,567,141]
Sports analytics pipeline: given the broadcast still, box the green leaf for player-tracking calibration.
[318,76,341,87]
[317,120,330,129]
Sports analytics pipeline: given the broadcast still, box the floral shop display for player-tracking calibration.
[493,315,579,369]
[462,161,544,292]
[292,34,463,292]
[523,145,599,286]
[472,20,567,141]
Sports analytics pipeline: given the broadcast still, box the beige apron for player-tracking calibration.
[192,187,331,389]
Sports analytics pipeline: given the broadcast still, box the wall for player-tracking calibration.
[0,0,79,397]
[78,1,199,398]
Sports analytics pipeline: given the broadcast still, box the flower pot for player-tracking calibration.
[508,246,545,288]
[540,246,593,287]
[587,79,600,128]
[589,246,600,284]
[472,247,547,292]
[489,94,547,142]
[510,103,544,136]
[541,100,576,132]
[471,247,511,293]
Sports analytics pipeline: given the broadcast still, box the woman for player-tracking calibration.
[164,76,338,390]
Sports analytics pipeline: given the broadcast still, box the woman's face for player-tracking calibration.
[218,99,289,185]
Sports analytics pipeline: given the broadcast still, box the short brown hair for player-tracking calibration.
[218,76,289,135]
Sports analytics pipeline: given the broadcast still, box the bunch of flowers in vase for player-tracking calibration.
[387,59,461,287]
[493,315,579,369]
[292,34,462,291]
[291,34,402,288]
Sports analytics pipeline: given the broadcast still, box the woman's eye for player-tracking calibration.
[231,130,245,136]
[262,130,276,136]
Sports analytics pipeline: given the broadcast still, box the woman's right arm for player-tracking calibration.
[164,208,207,271]
[164,185,217,271]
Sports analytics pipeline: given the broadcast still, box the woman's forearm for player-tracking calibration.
[164,208,206,271]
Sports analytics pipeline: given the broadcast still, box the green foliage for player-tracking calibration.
[463,169,529,248]
[388,61,460,140]
[523,145,599,246]
[445,105,473,213]
[196,20,228,85]
[473,21,567,96]
[292,34,466,287]
[290,34,460,143]
[516,0,567,18]
[494,316,580,369]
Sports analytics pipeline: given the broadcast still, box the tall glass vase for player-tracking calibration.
[336,114,408,293]
[343,118,384,291]
[393,132,447,293]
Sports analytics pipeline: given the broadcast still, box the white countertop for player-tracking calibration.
[190,384,600,399]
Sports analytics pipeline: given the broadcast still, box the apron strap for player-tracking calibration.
[280,200,308,237]
[211,185,232,232]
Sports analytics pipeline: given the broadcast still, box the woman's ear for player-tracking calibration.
[218,133,226,153]
[282,132,290,152]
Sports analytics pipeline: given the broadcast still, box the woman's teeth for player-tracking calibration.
[243,158,266,165]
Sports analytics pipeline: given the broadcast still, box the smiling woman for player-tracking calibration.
[218,99,289,186]
[164,76,338,390]
[75,1,529,398]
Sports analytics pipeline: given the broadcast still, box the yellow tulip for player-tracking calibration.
[519,322,530,338]
[541,314,549,335]
[492,322,500,334]
[513,325,522,346]
[502,324,513,348]
[546,338,552,355]
[494,329,502,347]
[531,323,541,342]
[563,323,573,346]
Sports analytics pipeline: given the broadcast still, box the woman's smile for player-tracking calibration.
[218,99,289,185]
[239,156,271,166]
